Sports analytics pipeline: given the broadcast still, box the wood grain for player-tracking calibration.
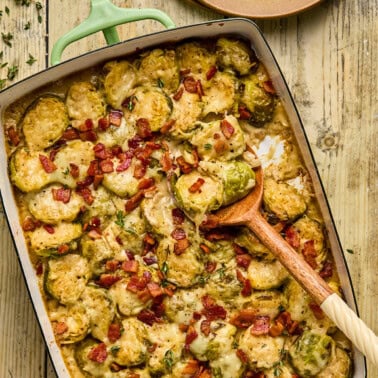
[0,0,376,377]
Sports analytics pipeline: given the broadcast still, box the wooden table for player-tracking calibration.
[0,0,376,376]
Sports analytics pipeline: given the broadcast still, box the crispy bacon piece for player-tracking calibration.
[39,154,57,173]
[22,216,38,232]
[319,260,333,278]
[250,316,270,335]
[232,243,248,255]
[116,155,133,172]
[125,190,145,212]
[174,238,190,255]
[87,160,100,176]
[79,130,97,142]
[236,349,249,364]
[309,302,325,319]
[268,320,285,337]
[220,119,235,139]
[98,117,110,131]
[205,261,217,273]
[94,143,112,160]
[172,208,185,225]
[179,68,191,77]
[244,372,266,378]
[136,118,152,139]
[133,163,147,179]
[121,260,139,273]
[97,274,121,288]
[52,187,71,204]
[173,87,184,101]
[7,126,20,146]
[35,261,43,275]
[57,244,70,254]
[230,309,257,329]
[69,163,79,178]
[143,256,157,265]
[160,119,176,134]
[214,139,227,154]
[105,260,121,272]
[54,322,68,335]
[185,325,198,350]
[109,109,123,126]
[43,224,55,234]
[147,282,164,298]
[171,228,186,240]
[236,269,252,296]
[160,150,173,172]
[271,311,301,336]
[302,240,317,269]
[182,359,200,375]
[198,369,212,378]
[204,228,234,241]
[138,177,155,190]
[201,295,227,321]
[206,65,217,80]
[285,226,300,249]
[196,80,204,99]
[137,309,162,326]
[262,80,275,94]
[188,178,205,193]
[127,373,141,378]
[76,187,94,205]
[236,254,252,269]
[238,105,252,120]
[88,343,107,363]
[61,127,80,141]
[183,76,198,93]
[200,319,211,336]
[108,323,121,343]
[176,156,193,174]
[200,243,211,254]
[79,119,94,132]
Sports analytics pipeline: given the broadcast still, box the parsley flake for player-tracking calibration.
[115,210,125,228]
[346,249,354,254]
[0,78,6,90]
[161,261,169,275]
[204,143,212,150]
[2,32,13,47]
[163,349,174,371]
[110,345,120,356]
[36,2,43,23]
[5,6,10,15]
[26,53,36,65]
[24,21,31,30]
[7,65,18,80]
[157,78,164,88]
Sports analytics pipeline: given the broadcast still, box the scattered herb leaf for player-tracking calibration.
[15,0,31,6]
[125,227,137,236]
[2,32,14,47]
[0,51,3,59]
[157,78,164,88]
[0,78,6,90]
[346,249,354,254]
[163,350,174,372]
[5,6,10,15]
[26,53,36,65]
[110,345,120,356]
[36,2,43,23]
[7,65,18,80]
[0,62,7,68]
[115,210,125,228]
[204,143,212,150]
[161,261,169,275]
[24,21,31,30]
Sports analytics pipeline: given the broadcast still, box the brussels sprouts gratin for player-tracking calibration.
[3,37,352,377]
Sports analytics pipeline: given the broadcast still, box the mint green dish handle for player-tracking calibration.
[50,0,175,66]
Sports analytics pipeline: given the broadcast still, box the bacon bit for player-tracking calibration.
[176,156,193,174]
[52,187,71,204]
[214,139,227,154]
[99,159,114,173]
[108,323,121,343]
[205,261,217,274]
[160,151,173,172]
[125,191,145,212]
[196,80,204,99]
[143,256,157,265]
[183,76,198,93]
[191,148,200,168]
[54,322,68,335]
[147,343,158,353]
[201,295,227,321]
[125,250,134,260]
[121,260,139,273]
[302,240,317,269]
[69,163,79,178]
[93,174,104,189]
[127,374,141,378]
[179,68,191,77]
[164,284,176,297]
[76,174,94,188]
[319,260,333,278]
[39,154,57,173]
[144,233,156,246]
[105,260,121,272]
[79,119,94,132]
[269,320,285,337]
[309,302,325,319]
[200,215,219,230]
[171,228,186,240]
[6,126,20,146]
[88,343,108,363]
[220,119,235,139]
[236,349,249,364]
[111,145,123,157]
[98,117,110,131]
[179,323,189,333]
[79,130,97,142]
[232,243,247,255]
[147,282,164,298]
[189,178,205,193]
[76,186,94,205]
[43,224,55,234]
[204,229,234,241]
[200,243,212,254]
[116,156,132,172]
[61,127,80,141]
[109,109,123,126]
[198,369,212,378]
[230,309,257,329]
[182,359,199,375]
[57,244,70,255]
[94,143,111,160]
[241,278,252,297]
[172,208,185,225]
[136,118,152,139]
[250,316,270,335]
[88,229,102,239]
[173,87,184,101]
[98,274,121,288]
[49,148,59,162]
[185,325,198,350]
[160,119,176,134]
[35,261,43,275]
[174,238,190,255]
[263,80,275,94]
[285,226,300,249]
[22,216,37,232]
[236,254,252,269]
[87,160,100,176]
[273,311,302,335]
[193,311,202,321]
[238,105,252,121]
[213,132,221,140]
[137,177,154,190]
[244,372,266,378]
[137,309,161,326]
[200,319,211,336]
[206,65,217,80]
[110,362,122,372]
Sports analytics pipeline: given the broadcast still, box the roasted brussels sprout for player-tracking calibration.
[50,303,90,344]
[190,116,246,161]
[243,290,287,319]
[97,116,134,148]
[263,178,307,221]
[138,48,179,93]
[216,37,256,76]
[29,222,82,256]
[104,60,137,109]
[45,254,90,305]
[27,184,84,224]
[66,82,106,128]
[241,73,275,126]
[210,351,245,378]
[21,95,69,150]
[316,346,352,378]
[123,86,172,132]
[289,330,333,376]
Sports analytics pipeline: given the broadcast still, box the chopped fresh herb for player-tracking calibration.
[278,304,286,312]
[273,366,282,376]
[216,264,226,279]
[157,78,164,88]
[7,65,18,80]
[0,10,3,17]
[26,53,36,65]
[1,62,8,68]
[24,21,31,30]
[161,279,169,287]
[197,275,208,286]
[0,78,6,90]
[346,249,354,254]
[115,210,125,228]
[0,51,3,59]
[232,340,239,349]
[2,32,13,47]
[15,0,31,6]
[204,143,212,150]
[125,227,137,236]
[62,167,70,175]
[127,95,137,111]
[5,6,10,15]
[36,2,43,23]
[161,261,169,275]
[163,349,174,371]
[110,345,120,356]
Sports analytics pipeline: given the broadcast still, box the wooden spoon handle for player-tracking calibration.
[246,212,332,303]
[321,293,378,366]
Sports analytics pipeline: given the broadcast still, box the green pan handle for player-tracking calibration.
[50,0,175,65]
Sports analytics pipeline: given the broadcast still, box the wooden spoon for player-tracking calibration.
[210,163,378,365]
